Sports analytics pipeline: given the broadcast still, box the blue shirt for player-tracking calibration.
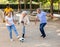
[37,11,47,23]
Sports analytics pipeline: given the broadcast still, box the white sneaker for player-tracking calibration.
[10,39,14,42]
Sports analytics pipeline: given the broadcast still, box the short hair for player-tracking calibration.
[6,4,10,7]
[37,8,41,11]
[22,11,27,15]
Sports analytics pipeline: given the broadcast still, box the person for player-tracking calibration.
[5,12,20,42]
[0,9,4,22]
[19,11,30,38]
[4,4,14,16]
[3,4,14,22]
[35,8,53,38]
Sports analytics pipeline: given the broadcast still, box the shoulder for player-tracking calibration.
[10,8,13,11]
[42,11,47,14]
[4,8,7,11]
[41,11,47,15]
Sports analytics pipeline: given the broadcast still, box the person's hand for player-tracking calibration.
[24,23,27,25]
[35,21,37,26]
[8,23,11,26]
[13,22,16,25]
[14,22,16,24]
[13,20,16,24]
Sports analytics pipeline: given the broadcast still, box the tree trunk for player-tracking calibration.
[38,0,40,8]
[30,0,32,13]
[58,2,60,14]
[50,0,53,15]
[18,0,21,12]
[23,0,26,10]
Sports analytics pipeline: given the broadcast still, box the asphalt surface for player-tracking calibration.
[0,21,60,47]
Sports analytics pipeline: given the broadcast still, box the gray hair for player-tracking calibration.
[37,8,42,11]
[22,11,27,15]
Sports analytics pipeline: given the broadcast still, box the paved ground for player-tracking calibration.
[0,21,60,47]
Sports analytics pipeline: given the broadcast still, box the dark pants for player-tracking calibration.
[40,23,47,37]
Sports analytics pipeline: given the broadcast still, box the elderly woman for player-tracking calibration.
[19,11,30,38]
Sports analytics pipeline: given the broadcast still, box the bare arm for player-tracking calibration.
[46,13,53,18]
[35,16,38,25]
[13,19,16,24]
[4,11,6,16]
[5,19,11,25]
[12,11,14,16]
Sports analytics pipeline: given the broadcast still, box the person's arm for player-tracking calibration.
[11,8,14,16]
[46,13,53,18]
[35,16,38,25]
[25,16,30,25]
[12,11,14,16]
[13,19,16,24]
[4,8,7,16]
[4,10,7,17]
[5,19,11,25]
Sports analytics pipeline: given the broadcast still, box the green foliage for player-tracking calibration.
[33,0,38,2]
[8,0,16,2]
[53,0,59,3]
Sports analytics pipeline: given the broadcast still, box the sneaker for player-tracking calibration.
[22,34,25,38]
[10,39,14,42]
[43,35,46,38]
[41,35,43,37]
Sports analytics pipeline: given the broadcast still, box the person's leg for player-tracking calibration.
[22,25,25,38]
[40,23,46,38]
[11,25,19,38]
[7,26,12,39]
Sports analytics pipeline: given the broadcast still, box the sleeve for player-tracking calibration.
[44,12,47,16]
[26,16,30,24]
[10,8,13,11]
[4,8,6,12]
[19,15,23,23]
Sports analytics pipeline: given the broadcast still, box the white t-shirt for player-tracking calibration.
[19,14,30,25]
[5,16,14,26]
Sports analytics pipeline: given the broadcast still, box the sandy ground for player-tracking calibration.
[0,21,60,47]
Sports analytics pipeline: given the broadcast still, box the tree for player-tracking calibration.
[18,0,21,12]
[50,0,53,15]
[8,0,16,3]
[58,0,60,14]
[30,0,32,12]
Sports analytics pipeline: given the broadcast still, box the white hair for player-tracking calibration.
[22,11,27,15]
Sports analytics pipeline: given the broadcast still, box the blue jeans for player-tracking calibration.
[7,24,19,39]
[40,23,46,37]
[22,25,25,34]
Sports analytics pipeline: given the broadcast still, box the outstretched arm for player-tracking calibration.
[35,16,38,25]
[46,13,53,18]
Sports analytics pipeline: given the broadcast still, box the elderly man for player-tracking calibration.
[35,8,52,38]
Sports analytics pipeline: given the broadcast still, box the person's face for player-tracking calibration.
[7,6,10,8]
[37,9,41,14]
[22,13,27,17]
